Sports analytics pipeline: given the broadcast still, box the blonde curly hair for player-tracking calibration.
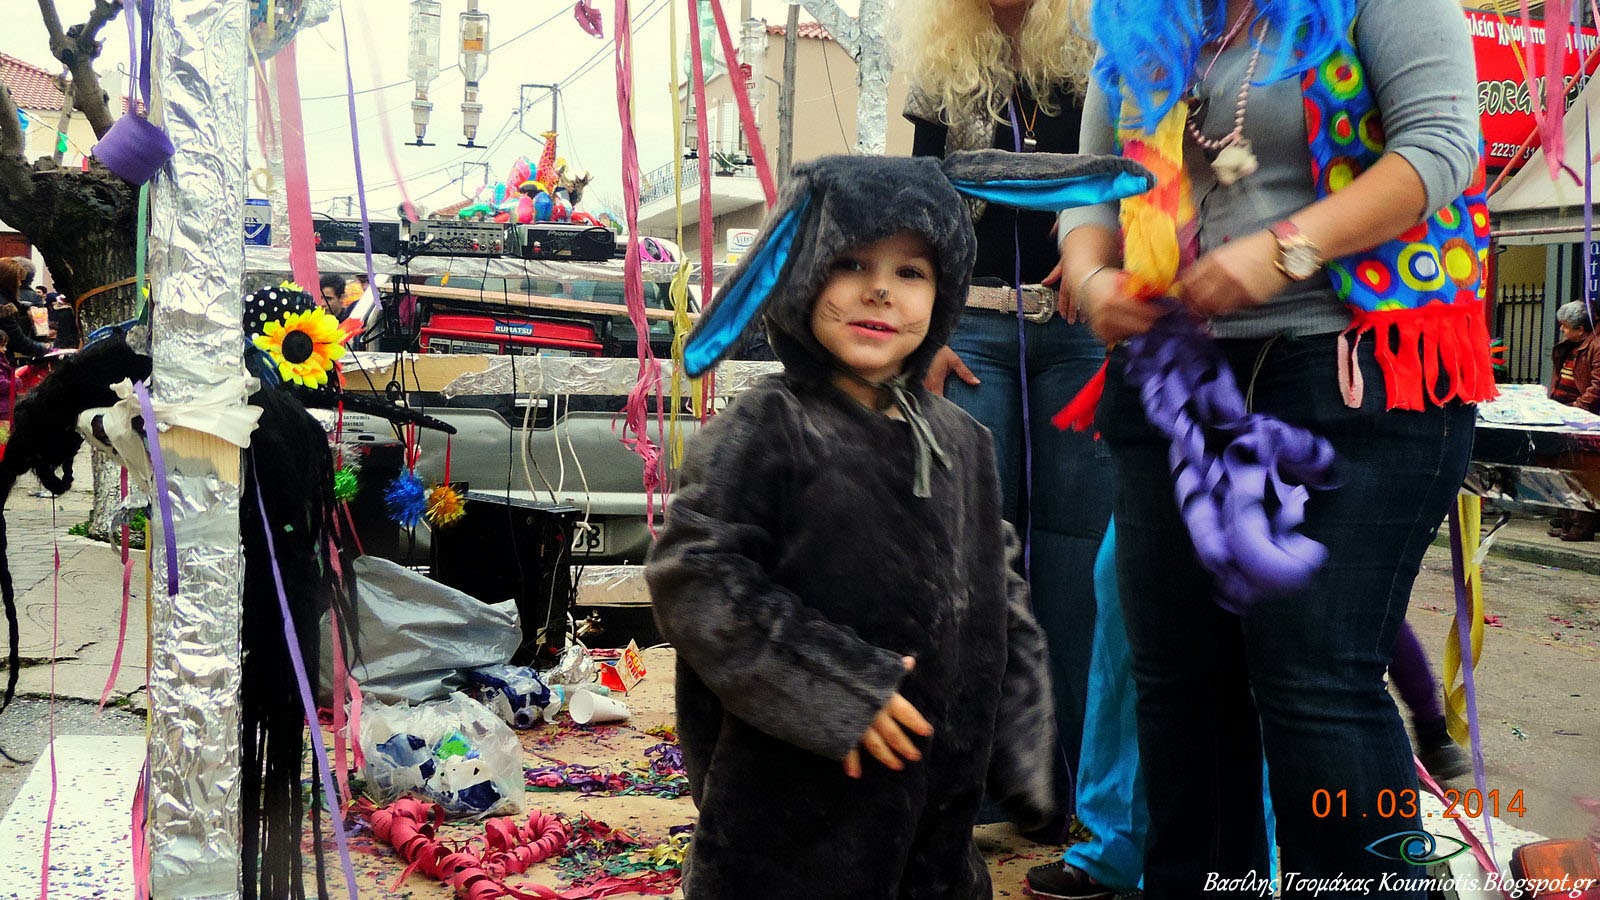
[893,0,1096,125]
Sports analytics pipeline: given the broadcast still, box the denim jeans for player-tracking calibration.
[1098,331,1475,899]
[944,309,1113,790]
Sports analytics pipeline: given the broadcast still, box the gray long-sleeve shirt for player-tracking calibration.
[1060,0,1481,338]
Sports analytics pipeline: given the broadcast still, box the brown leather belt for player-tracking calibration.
[965,284,1056,324]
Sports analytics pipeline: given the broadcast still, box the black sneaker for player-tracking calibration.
[1026,862,1115,900]
[1416,731,1472,781]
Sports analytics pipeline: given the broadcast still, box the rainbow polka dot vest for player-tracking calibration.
[1301,34,1498,410]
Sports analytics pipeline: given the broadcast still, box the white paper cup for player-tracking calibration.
[569,689,630,725]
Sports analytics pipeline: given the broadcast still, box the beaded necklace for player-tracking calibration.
[1186,7,1267,185]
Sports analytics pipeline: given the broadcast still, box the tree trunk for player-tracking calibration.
[0,164,139,541]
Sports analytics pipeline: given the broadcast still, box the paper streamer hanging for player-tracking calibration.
[1444,494,1494,854]
[614,0,668,526]
[273,40,322,296]
[666,0,698,468]
[685,0,719,416]
[705,0,777,206]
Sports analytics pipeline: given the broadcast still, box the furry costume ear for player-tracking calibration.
[682,195,811,378]
[942,149,1153,212]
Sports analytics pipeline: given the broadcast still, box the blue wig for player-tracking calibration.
[1092,0,1357,128]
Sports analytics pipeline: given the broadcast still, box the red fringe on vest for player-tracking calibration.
[1347,299,1499,411]
[1052,357,1108,432]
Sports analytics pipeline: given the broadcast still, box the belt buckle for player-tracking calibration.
[1023,288,1056,324]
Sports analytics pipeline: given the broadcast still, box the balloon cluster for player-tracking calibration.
[1123,305,1338,609]
[457,133,604,227]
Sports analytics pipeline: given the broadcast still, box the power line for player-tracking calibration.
[299,5,571,102]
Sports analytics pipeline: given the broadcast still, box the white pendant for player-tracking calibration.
[1212,139,1259,186]
[1022,134,1038,151]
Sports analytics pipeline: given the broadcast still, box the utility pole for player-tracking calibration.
[519,83,561,140]
[779,2,798,179]
[799,0,889,155]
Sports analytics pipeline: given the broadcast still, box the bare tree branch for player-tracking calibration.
[0,83,37,208]
[38,0,123,138]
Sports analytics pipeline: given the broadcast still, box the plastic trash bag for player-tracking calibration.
[359,692,526,819]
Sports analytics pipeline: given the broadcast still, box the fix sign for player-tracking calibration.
[1467,10,1600,171]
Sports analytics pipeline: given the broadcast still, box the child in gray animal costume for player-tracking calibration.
[646,150,1150,899]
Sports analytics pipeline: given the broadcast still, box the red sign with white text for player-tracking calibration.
[1467,10,1600,171]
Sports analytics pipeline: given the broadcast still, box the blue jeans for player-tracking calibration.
[1064,522,1147,890]
[944,309,1112,793]
[1098,332,1474,899]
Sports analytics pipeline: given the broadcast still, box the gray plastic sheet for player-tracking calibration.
[321,556,522,705]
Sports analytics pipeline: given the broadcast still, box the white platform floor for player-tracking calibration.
[0,735,142,898]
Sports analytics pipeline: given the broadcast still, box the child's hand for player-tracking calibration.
[842,657,934,779]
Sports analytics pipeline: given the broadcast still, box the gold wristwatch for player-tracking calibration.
[1269,220,1324,281]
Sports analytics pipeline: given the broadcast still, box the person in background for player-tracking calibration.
[1056,0,1494,895]
[896,0,1107,833]
[0,258,49,363]
[48,293,80,350]
[319,273,347,319]
[1549,300,1599,541]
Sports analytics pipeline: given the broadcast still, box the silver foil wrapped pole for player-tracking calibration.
[146,0,251,895]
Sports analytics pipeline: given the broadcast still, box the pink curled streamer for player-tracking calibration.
[614,0,667,525]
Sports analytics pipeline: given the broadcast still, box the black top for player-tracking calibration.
[909,82,1083,284]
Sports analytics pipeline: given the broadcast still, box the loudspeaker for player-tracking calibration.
[515,224,617,262]
[430,493,580,666]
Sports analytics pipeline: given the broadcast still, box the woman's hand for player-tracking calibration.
[1177,230,1291,318]
[1079,266,1164,344]
[923,345,979,396]
[842,656,934,779]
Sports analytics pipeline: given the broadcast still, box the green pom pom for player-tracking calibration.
[333,466,360,503]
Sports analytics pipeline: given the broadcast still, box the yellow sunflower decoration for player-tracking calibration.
[252,307,349,388]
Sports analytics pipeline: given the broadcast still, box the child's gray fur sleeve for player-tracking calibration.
[985,521,1060,832]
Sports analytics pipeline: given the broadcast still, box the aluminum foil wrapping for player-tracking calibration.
[853,0,891,156]
[577,565,650,608]
[145,0,250,894]
[440,356,782,399]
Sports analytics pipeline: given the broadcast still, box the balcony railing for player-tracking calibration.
[639,150,758,207]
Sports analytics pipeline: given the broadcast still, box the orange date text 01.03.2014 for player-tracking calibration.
[1311,788,1526,820]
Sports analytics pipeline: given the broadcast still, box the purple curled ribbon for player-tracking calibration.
[1124,307,1337,610]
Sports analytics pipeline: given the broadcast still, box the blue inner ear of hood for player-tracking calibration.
[948,170,1152,212]
[683,196,811,378]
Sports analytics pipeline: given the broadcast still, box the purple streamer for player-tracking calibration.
[251,473,360,900]
[1004,97,1036,579]
[1123,309,1337,609]
[1445,505,1494,851]
[336,7,379,301]
[1587,105,1596,330]
[131,381,179,598]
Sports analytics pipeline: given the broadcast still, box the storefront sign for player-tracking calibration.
[1468,10,1600,171]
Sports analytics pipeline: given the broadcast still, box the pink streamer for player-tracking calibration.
[614,0,667,524]
[274,41,321,293]
[38,536,60,900]
[705,0,777,205]
[350,5,419,225]
[98,469,134,710]
[329,598,353,806]
[131,761,150,900]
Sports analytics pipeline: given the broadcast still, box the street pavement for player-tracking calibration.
[0,449,1595,854]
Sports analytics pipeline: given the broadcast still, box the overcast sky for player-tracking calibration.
[8,1,857,222]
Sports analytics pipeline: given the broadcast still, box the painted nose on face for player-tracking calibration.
[864,286,889,305]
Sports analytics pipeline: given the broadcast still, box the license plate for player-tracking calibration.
[572,521,605,555]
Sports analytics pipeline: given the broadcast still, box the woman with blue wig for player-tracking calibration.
[1052,0,1493,896]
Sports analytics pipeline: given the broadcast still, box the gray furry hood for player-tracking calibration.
[682,149,1153,384]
